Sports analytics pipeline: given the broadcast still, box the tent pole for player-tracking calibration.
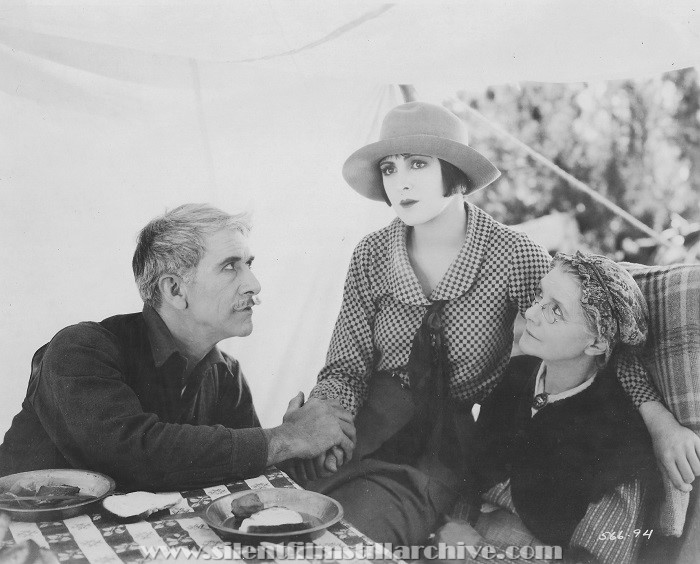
[399,84,418,103]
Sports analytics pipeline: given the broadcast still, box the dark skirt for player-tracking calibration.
[303,373,476,545]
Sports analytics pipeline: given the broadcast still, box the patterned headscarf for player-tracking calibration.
[552,251,648,362]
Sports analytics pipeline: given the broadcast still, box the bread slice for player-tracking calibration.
[102,492,181,519]
[239,507,304,532]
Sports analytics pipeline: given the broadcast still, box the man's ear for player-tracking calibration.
[158,274,188,310]
[584,336,607,358]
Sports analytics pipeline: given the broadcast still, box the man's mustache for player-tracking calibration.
[233,295,261,311]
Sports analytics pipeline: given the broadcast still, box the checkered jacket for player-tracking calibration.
[310,203,551,414]
[311,203,661,416]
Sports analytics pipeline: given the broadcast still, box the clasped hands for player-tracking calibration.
[281,392,355,483]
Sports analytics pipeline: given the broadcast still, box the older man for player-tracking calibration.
[0,204,354,490]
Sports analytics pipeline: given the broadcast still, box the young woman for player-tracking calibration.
[301,102,671,546]
[435,252,659,564]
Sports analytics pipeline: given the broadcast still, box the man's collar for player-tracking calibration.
[142,305,228,372]
[143,305,181,368]
[198,345,229,375]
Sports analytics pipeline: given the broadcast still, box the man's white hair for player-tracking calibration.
[132,203,251,309]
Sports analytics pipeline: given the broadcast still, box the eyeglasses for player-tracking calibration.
[531,292,592,327]
[531,293,565,324]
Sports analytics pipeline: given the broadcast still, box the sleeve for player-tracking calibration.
[30,324,268,491]
[308,237,377,415]
[506,233,551,316]
[568,480,648,564]
[615,348,664,408]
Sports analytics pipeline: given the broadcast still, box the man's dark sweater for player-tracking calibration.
[0,306,268,491]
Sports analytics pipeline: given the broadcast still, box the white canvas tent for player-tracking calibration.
[2,0,700,436]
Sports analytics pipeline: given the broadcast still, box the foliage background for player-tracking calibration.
[449,68,700,264]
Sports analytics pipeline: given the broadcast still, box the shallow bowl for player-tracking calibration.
[203,488,343,541]
[0,469,115,521]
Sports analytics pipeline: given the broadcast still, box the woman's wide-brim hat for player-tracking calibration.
[342,101,501,201]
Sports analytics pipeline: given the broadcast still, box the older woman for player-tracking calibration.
[299,102,665,545]
[436,252,659,564]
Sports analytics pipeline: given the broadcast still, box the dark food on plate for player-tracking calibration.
[0,482,96,509]
[227,493,312,534]
[229,492,264,518]
[245,521,311,534]
[37,485,81,497]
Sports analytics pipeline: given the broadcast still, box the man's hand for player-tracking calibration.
[640,401,700,491]
[264,393,355,468]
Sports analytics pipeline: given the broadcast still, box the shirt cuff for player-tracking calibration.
[309,382,359,415]
[228,427,268,477]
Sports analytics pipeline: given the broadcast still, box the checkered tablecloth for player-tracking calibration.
[1,468,397,563]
